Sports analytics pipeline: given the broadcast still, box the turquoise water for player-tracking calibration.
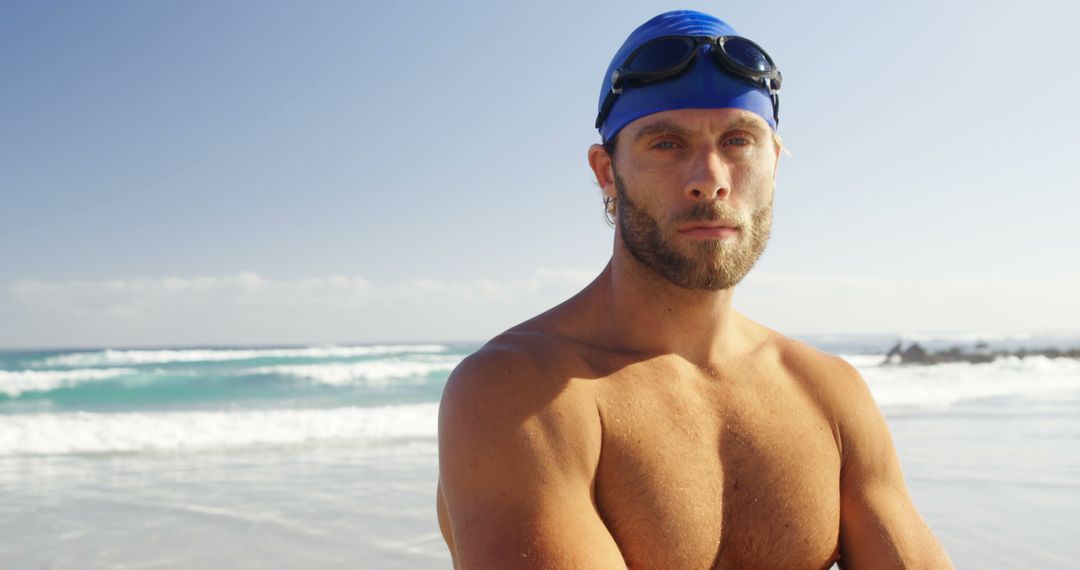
[0,344,475,456]
[0,344,474,414]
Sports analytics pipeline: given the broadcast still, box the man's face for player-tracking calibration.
[609,108,778,291]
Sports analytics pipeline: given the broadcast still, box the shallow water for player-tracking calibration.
[0,440,448,569]
[891,395,1080,568]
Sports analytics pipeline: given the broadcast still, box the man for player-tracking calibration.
[437,10,953,569]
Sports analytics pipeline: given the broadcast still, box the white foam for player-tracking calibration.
[244,357,462,386]
[0,368,138,397]
[36,344,450,368]
[838,354,887,368]
[0,403,439,456]
[853,356,1080,410]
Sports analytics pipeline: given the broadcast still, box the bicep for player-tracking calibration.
[445,479,625,569]
[835,365,953,569]
[437,350,625,569]
[839,476,948,568]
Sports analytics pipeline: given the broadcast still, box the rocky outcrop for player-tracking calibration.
[882,341,1080,365]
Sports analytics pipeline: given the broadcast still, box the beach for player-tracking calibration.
[2,336,1078,568]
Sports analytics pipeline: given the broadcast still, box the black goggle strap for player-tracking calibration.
[595,91,615,129]
[771,91,780,127]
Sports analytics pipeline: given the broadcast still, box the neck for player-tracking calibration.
[587,236,750,364]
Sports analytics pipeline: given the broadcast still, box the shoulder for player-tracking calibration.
[764,332,871,397]
[761,330,885,458]
[441,329,594,418]
[439,329,602,475]
[438,331,616,565]
[755,328,867,395]
[764,331,852,374]
[757,332,954,566]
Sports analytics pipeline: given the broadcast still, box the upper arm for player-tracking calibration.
[833,360,954,569]
[437,343,626,569]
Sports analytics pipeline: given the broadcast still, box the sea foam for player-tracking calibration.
[36,344,449,368]
[243,358,463,386]
[0,368,138,397]
[0,403,439,456]
[846,355,1080,410]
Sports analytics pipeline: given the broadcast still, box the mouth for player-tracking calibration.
[676,221,741,239]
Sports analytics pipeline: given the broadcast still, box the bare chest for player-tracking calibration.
[594,368,841,570]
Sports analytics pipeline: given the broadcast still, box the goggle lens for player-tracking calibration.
[720,37,772,74]
[626,37,694,72]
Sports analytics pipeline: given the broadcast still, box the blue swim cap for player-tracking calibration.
[597,10,777,142]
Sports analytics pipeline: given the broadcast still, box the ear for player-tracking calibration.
[772,137,782,180]
[588,143,617,200]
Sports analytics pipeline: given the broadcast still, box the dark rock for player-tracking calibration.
[960,353,995,364]
[939,347,963,362]
[900,343,929,364]
[881,341,1079,366]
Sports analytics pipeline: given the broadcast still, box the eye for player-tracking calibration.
[651,140,681,150]
[723,135,752,147]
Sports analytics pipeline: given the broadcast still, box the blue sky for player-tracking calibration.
[2,0,1078,348]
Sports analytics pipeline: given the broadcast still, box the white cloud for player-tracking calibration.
[2,269,1076,349]
[10,272,375,316]
[0,270,594,348]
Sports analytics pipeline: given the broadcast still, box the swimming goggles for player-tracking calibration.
[595,35,783,130]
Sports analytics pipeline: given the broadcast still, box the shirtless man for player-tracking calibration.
[437,10,953,569]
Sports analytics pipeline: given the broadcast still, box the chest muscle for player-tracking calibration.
[594,369,841,569]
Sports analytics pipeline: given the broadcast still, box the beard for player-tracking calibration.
[614,170,773,291]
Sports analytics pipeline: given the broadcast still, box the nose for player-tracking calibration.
[683,148,732,202]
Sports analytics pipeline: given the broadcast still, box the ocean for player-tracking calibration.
[1,334,1078,568]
